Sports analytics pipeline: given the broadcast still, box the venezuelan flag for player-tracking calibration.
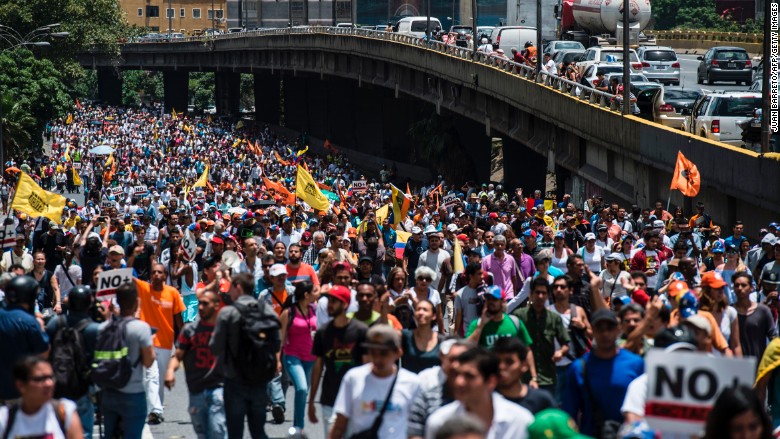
[395,230,411,259]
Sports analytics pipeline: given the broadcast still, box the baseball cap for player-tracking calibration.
[604,253,623,262]
[347,228,357,238]
[590,309,618,326]
[301,231,312,245]
[533,250,552,264]
[614,296,632,306]
[770,222,779,228]
[485,285,505,300]
[49,221,61,230]
[523,230,537,239]
[108,245,125,255]
[762,271,780,286]
[361,325,402,350]
[554,231,564,239]
[326,285,352,305]
[762,233,777,245]
[446,223,458,233]
[527,409,589,439]
[411,226,422,235]
[597,224,608,232]
[211,236,224,245]
[268,264,287,277]
[711,241,725,253]
[652,220,665,228]
[654,324,698,350]
[700,271,727,289]
[667,280,688,298]
[488,212,498,219]
[424,225,439,235]
[358,255,374,265]
[678,291,698,319]
[632,289,650,307]
[584,232,596,241]
[683,314,712,336]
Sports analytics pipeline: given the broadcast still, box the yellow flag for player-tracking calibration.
[65,113,73,125]
[375,204,390,225]
[192,165,209,188]
[206,114,212,124]
[63,144,71,162]
[105,153,114,167]
[72,168,82,186]
[295,165,330,211]
[11,172,67,224]
[453,238,465,273]
[390,184,410,227]
[236,120,244,129]
[172,108,178,119]
[232,139,242,148]
[296,146,309,157]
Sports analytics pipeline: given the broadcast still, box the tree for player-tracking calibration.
[1,95,36,159]
[189,73,215,111]
[122,71,163,106]
[0,48,71,155]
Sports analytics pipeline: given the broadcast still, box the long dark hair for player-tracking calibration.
[704,385,772,439]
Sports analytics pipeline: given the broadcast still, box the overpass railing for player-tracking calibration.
[130,26,619,111]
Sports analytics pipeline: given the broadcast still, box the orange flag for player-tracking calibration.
[263,177,296,205]
[670,151,701,197]
[274,151,291,166]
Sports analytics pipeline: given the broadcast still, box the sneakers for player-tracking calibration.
[147,412,164,425]
[271,404,285,424]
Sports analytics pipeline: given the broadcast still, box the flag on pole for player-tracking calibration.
[390,184,411,227]
[192,165,209,188]
[65,114,73,125]
[63,145,71,162]
[670,151,701,197]
[263,177,296,205]
[72,169,82,186]
[11,172,67,224]
[236,120,244,129]
[105,153,114,167]
[296,165,330,211]
[172,108,178,119]
[395,230,411,259]
[75,99,83,110]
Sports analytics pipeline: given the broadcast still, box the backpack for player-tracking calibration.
[91,316,138,389]
[231,299,281,385]
[51,316,92,400]
[2,400,66,439]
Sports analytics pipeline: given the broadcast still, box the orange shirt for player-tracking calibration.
[268,288,288,317]
[135,279,186,349]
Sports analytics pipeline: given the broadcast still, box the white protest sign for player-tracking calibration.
[0,225,16,250]
[442,193,459,208]
[645,349,756,436]
[111,187,123,196]
[101,200,115,210]
[181,229,198,260]
[352,180,367,193]
[96,268,135,302]
[73,162,81,170]
[133,185,148,196]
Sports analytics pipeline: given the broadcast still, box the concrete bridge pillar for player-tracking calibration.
[502,137,547,194]
[97,69,122,106]
[215,72,241,115]
[254,72,281,125]
[162,71,189,114]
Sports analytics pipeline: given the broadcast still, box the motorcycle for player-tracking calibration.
[737,108,762,153]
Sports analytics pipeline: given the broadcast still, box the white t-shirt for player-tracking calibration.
[600,269,631,299]
[417,250,449,290]
[579,246,605,272]
[333,364,421,439]
[425,393,533,439]
[0,399,77,439]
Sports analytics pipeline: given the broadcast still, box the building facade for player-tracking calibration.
[120,0,228,35]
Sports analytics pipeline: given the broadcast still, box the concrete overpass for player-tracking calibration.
[81,27,780,232]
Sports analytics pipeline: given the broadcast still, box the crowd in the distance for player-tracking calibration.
[1,103,779,439]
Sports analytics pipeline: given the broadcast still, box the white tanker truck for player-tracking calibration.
[555,0,656,47]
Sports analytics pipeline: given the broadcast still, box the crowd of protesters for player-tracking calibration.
[0,103,779,439]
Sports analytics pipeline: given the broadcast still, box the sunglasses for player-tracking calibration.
[417,277,432,282]
[28,375,55,383]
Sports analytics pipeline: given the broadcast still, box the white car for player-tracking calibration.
[683,92,762,146]
[578,46,642,73]
[204,105,217,115]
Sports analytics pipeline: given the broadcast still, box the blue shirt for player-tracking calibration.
[562,349,645,436]
[0,307,50,399]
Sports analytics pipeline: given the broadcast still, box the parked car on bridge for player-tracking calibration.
[652,88,704,130]
[578,62,624,87]
[636,46,681,85]
[579,46,642,72]
[542,40,584,57]
[696,46,753,85]
[395,17,443,38]
[476,26,494,40]
[683,91,762,146]
[449,26,473,47]
[488,26,537,53]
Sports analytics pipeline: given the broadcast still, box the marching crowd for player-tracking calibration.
[1,103,780,439]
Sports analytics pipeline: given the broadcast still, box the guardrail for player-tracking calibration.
[654,30,763,43]
[127,26,620,111]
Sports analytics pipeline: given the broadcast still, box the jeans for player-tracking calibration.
[101,390,147,439]
[321,405,335,439]
[556,365,569,405]
[145,347,172,415]
[283,355,314,429]
[76,394,94,439]
[266,371,286,408]
[189,387,227,439]
[224,378,268,439]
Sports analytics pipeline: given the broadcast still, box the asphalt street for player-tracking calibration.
[675,53,754,92]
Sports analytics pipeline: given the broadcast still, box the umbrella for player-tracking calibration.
[247,200,277,210]
[322,190,340,202]
[89,145,115,155]
[5,167,20,173]
[227,207,247,216]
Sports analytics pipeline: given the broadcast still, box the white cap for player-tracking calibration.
[584,232,596,241]
[446,224,458,232]
[411,226,423,234]
[424,225,439,235]
[653,220,665,228]
[268,264,287,277]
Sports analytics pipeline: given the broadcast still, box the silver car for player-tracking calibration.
[684,92,762,146]
[637,46,681,86]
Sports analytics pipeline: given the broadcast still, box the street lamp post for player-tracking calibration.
[168,0,173,38]
[0,23,69,168]
[621,0,630,115]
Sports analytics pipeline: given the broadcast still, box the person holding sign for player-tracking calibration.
[135,263,185,425]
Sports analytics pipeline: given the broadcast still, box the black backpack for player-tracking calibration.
[91,316,137,389]
[231,299,281,385]
[51,316,92,400]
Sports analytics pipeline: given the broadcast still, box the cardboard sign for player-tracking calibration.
[133,185,148,196]
[111,187,123,196]
[101,200,115,210]
[352,180,367,193]
[443,193,459,208]
[181,229,198,260]
[645,349,756,435]
[0,225,17,250]
[72,162,81,170]
[96,268,135,301]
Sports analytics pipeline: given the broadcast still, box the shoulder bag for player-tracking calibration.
[348,370,399,439]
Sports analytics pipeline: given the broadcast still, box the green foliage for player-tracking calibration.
[189,73,215,110]
[122,71,163,106]
[240,74,254,110]
[651,0,763,32]
[0,48,71,155]
[1,95,36,159]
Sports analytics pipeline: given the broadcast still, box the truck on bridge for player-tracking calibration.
[556,0,655,47]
